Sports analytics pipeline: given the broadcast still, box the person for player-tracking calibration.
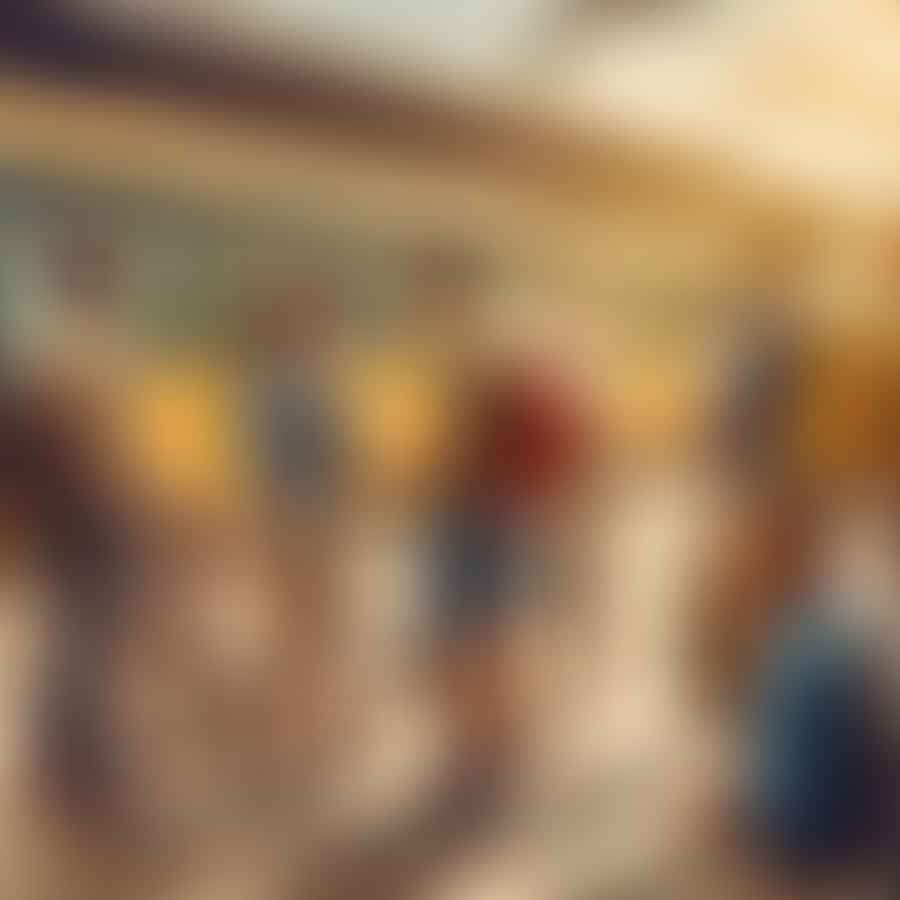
[824,485,900,893]
[0,230,140,825]
[242,271,346,536]
[416,245,588,822]
[239,271,350,775]
[702,487,885,881]
[716,275,802,483]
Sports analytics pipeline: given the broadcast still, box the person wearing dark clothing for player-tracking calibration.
[710,489,887,879]
[752,598,883,870]
[0,384,134,821]
[0,231,137,824]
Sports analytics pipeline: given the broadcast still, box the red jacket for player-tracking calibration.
[471,363,586,509]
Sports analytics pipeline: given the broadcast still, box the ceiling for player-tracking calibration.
[47,0,900,216]
[62,0,701,99]
[64,0,567,96]
[554,0,900,213]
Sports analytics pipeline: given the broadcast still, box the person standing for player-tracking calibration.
[413,246,588,823]
[242,272,346,528]
[717,276,803,483]
[701,487,885,884]
[0,229,141,825]
[239,271,349,771]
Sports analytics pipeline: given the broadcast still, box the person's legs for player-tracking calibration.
[45,616,118,825]
[42,554,131,830]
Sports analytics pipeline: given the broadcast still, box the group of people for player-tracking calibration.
[0,232,594,892]
[3,226,900,899]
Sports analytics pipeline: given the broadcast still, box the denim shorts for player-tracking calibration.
[434,505,516,641]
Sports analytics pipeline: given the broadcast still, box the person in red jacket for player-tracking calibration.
[420,247,590,824]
